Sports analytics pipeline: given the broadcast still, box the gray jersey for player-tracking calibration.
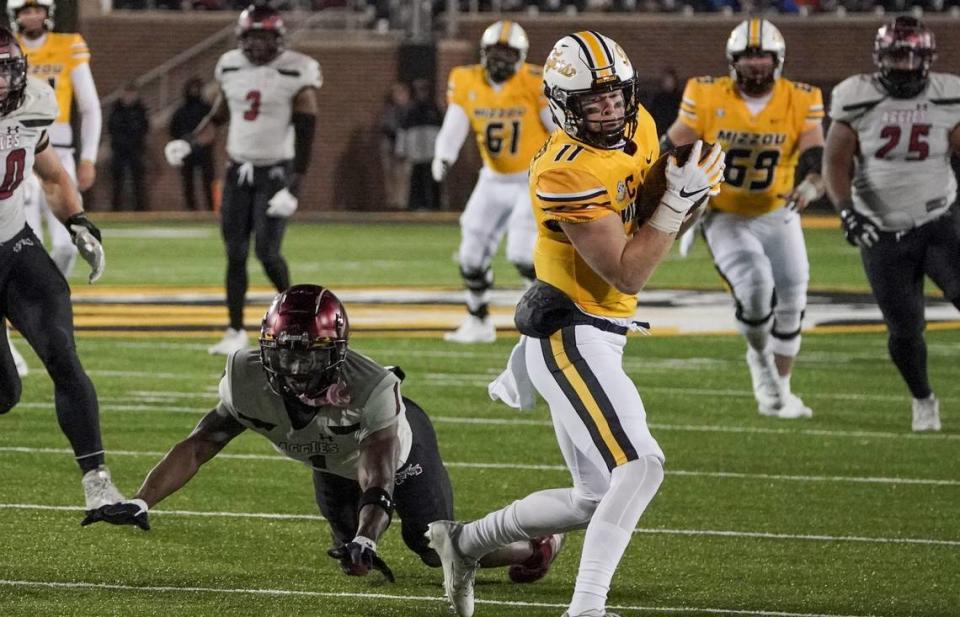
[0,77,58,243]
[215,49,322,166]
[215,348,412,481]
[829,72,960,231]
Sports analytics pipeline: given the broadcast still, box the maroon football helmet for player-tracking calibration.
[237,4,285,65]
[0,29,28,116]
[873,16,936,99]
[259,285,349,403]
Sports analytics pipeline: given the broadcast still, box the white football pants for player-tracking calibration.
[458,168,536,272]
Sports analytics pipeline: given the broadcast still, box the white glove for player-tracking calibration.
[649,140,725,235]
[70,223,105,284]
[785,176,824,212]
[431,158,451,183]
[164,139,192,167]
[266,187,299,218]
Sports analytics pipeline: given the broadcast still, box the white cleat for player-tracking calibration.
[746,348,785,416]
[8,335,28,377]
[444,315,496,344]
[425,521,478,617]
[82,465,125,510]
[207,328,249,355]
[912,395,941,432]
[561,611,622,617]
[776,393,813,419]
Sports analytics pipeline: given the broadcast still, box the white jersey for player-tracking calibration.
[830,72,960,231]
[214,49,322,166]
[0,77,58,243]
[215,348,412,481]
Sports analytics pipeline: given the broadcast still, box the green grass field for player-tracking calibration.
[1,220,957,617]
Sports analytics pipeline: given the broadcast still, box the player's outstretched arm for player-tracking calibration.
[824,122,878,247]
[327,423,399,582]
[83,409,245,531]
[785,125,826,212]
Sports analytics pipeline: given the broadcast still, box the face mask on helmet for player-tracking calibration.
[874,20,935,99]
[554,79,638,149]
[732,49,778,97]
[241,30,282,65]
[261,339,347,405]
[483,44,521,83]
[0,40,28,116]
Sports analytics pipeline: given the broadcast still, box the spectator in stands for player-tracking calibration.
[170,78,215,211]
[646,67,682,137]
[379,82,410,209]
[108,83,150,212]
[396,79,441,211]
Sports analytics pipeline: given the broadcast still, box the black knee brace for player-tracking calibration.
[460,266,493,293]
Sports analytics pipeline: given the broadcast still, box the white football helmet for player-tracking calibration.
[480,20,529,83]
[7,0,55,34]
[543,31,638,149]
[726,18,785,96]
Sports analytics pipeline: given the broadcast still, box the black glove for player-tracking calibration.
[839,209,879,248]
[326,536,395,583]
[81,498,150,531]
[65,212,102,243]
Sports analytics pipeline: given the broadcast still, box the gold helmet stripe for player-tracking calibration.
[498,20,512,45]
[748,18,762,48]
[572,31,614,79]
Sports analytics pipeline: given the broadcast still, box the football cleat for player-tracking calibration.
[208,328,249,355]
[776,393,813,419]
[7,329,28,376]
[444,316,496,344]
[509,534,564,584]
[425,521,478,617]
[81,465,125,511]
[561,611,622,617]
[746,348,785,416]
[912,395,941,432]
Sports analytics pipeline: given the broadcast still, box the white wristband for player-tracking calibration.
[352,535,377,553]
[647,191,693,235]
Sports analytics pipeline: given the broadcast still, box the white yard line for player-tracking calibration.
[1,446,957,486]
[1,504,958,549]
[0,579,881,617]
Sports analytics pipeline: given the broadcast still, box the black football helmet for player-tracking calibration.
[0,29,28,116]
[874,16,936,99]
[259,285,349,405]
[237,4,285,66]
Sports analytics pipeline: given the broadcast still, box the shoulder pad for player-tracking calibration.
[16,78,58,126]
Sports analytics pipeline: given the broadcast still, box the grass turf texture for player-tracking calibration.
[2,220,956,615]
[1,331,957,617]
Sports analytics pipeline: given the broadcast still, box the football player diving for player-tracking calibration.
[0,28,116,515]
[165,5,320,356]
[82,284,563,584]
[664,19,826,420]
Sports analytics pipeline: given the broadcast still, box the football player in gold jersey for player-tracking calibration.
[432,21,555,344]
[427,32,724,617]
[664,18,825,419]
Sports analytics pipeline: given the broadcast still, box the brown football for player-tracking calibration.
[635,141,716,235]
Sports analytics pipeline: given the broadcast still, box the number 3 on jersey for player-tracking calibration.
[243,90,261,121]
[485,120,520,157]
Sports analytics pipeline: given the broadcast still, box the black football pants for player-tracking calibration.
[312,398,454,567]
[860,207,960,399]
[220,161,291,331]
[0,225,104,473]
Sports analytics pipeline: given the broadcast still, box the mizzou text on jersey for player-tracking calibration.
[679,76,823,217]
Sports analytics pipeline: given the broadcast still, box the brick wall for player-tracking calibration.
[80,14,960,212]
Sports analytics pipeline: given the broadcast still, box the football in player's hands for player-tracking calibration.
[635,142,718,233]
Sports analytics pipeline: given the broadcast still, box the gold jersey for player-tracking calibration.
[447,63,549,175]
[529,109,659,318]
[19,32,90,125]
[678,76,824,217]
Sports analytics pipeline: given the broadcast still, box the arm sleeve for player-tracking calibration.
[678,79,705,134]
[535,168,616,224]
[70,62,102,162]
[358,376,404,440]
[433,103,471,164]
